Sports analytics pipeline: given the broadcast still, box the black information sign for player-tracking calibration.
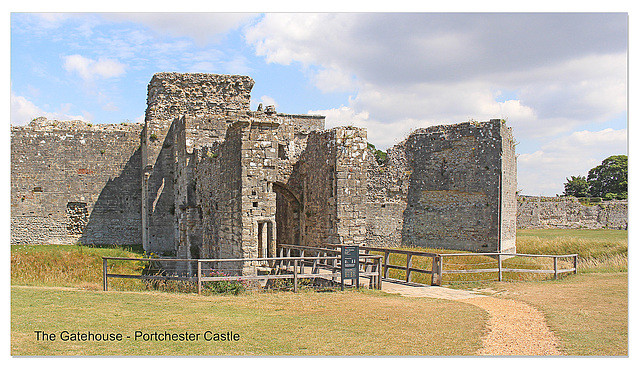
[341,245,359,290]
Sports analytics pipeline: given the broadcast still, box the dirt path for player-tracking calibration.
[381,281,563,356]
[460,296,563,356]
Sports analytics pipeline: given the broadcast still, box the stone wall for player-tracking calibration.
[11,72,519,264]
[499,123,518,253]
[11,118,142,245]
[194,123,243,262]
[287,127,368,247]
[145,72,254,122]
[365,119,517,253]
[142,73,255,253]
[366,140,411,248]
[517,196,628,229]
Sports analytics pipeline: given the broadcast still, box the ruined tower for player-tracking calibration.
[366,120,517,253]
[11,72,517,262]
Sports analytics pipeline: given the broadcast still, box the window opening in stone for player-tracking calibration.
[257,221,265,259]
[278,144,287,160]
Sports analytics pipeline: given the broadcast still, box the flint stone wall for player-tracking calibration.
[142,73,256,253]
[11,72,519,262]
[366,120,517,253]
[11,118,143,245]
[517,196,628,229]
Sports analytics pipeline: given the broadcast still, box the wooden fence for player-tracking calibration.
[102,252,383,294]
[102,246,577,292]
[323,245,578,286]
[278,244,383,289]
[439,252,578,282]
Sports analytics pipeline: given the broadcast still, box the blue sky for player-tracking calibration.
[9,11,629,196]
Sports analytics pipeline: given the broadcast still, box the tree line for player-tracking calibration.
[563,155,627,200]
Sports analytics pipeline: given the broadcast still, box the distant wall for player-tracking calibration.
[11,118,142,245]
[517,196,628,230]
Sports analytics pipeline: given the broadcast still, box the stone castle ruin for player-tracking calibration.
[11,73,518,269]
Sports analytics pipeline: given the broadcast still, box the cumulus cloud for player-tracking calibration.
[245,13,627,142]
[11,93,43,125]
[518,128,628,196]
[105,13,258,46]
[63,54,126,81]
[246,13,627,196]
[11,91,87,125]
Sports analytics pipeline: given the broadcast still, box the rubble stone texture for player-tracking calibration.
[11,72,522,270]
[517,196,627,229]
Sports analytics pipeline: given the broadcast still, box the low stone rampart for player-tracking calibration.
[516,196,627,229]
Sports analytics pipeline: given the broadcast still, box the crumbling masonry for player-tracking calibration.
[11,73,518,270]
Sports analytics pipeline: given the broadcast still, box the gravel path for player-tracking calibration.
[381,280,564,356]
[460,296,563,356]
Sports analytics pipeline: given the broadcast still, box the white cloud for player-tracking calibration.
[105,13,258,46]
[245,14,626,141]
[11,91,87,125]
[246,13,627,197]
[11,93,43,125]
[311,67,357,93]
[518,128,628,196]
[63,54,126,81]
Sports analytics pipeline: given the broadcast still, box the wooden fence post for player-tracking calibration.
[431,255,442,286]
[197,260,202,295]
[312,251,319,274]
[384,251,390,279]
[573,255,578,274]
[377,257,382,289]
[293,259,298,293]
[103,258,108,291]
[498,254,502,282]
[553,256,558,280]
[406,254,413,282]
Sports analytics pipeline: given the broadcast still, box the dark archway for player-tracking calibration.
[272,182,302,247]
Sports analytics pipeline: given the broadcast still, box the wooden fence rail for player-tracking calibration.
[103,246,577,292]
[278,244,383,289]
[439,252,578,282]
[102,253,383,294]
[323,245,578,286]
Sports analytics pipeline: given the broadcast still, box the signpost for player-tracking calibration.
[341,245,360,291]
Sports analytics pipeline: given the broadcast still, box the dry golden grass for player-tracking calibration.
[11,244,148,291]
[375,229,628,284]
[482,273,628,356]
[11,286,486,356]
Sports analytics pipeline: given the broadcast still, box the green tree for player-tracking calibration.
[367,142,388,165]
[587,155,628,199]
[563,175,589,197]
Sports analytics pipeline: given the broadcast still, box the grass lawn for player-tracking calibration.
[11,286,485,356]
[482,272,628,356]
[11,228,628,356]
